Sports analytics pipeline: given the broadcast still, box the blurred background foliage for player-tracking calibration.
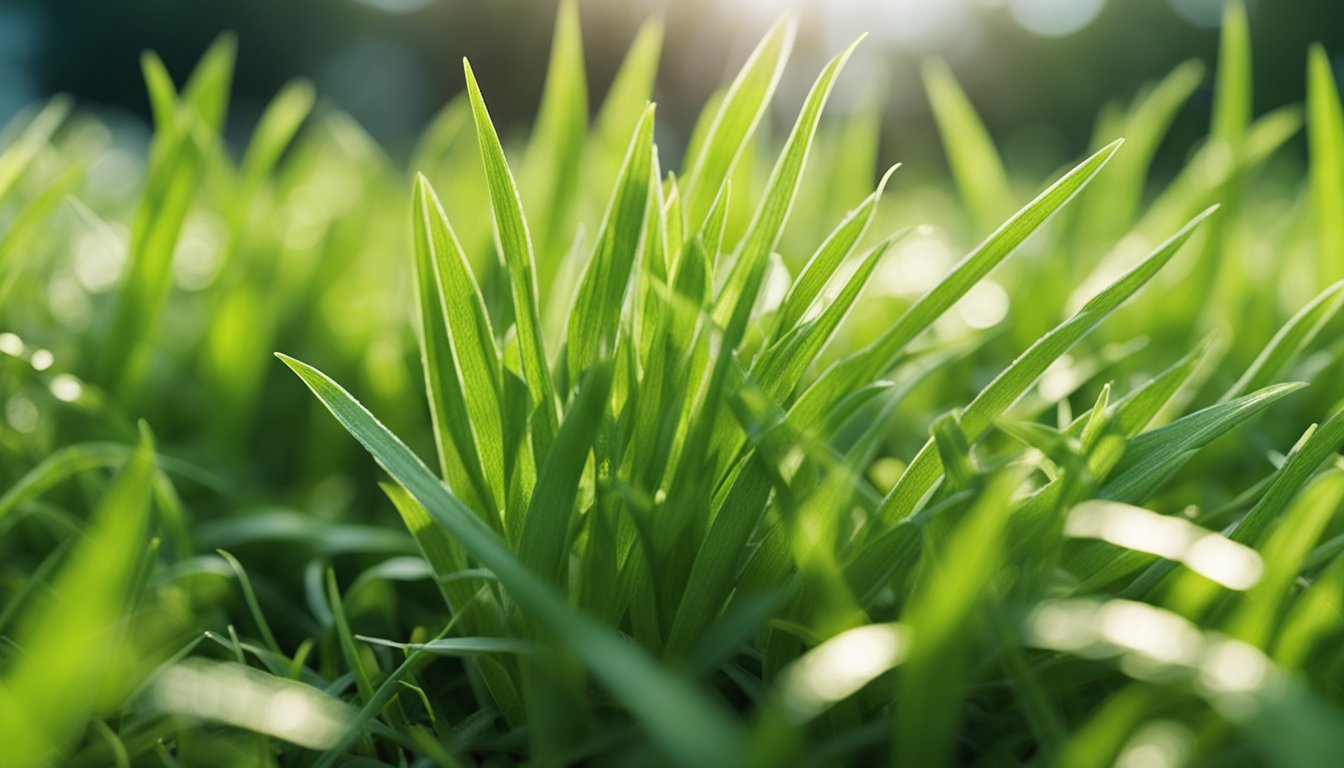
[3,0,1342,177]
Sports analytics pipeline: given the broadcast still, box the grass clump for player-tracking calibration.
[3,1,1344,765]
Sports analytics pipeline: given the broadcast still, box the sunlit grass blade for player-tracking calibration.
[98,37,236,400]
[681,16,795,230]
[1211,1,1252,154]
[873,206,1214,525]
[1223,280,1344,401]
[1025,599,1344,768]
[1228,470,1344,647]
[566,105,655,379]
[896,470,1024,768]
[0,165,81,302]
[752,237,895,403]
[412,175,506,523]
[712,35,862,331]
[0,95,70,205]
[769,164,897,343]
[1076,60,1204,246]
[591,19,662,192]
[464,58,561,452]
[787,139,1123,434]
[239,79,315,190]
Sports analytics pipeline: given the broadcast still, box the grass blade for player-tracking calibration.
[278,354,745,768]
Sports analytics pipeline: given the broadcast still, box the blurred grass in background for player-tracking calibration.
[3,0,1342,173]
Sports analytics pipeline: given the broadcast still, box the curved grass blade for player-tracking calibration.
[787,139,1124,434]
[1098,381,1306,505]
[873,206,1214,525]
[681,16,795,230]
[277,354,745,768]
[1223,280,1344,401]
[769,164,897,344]
[712,35,863,332]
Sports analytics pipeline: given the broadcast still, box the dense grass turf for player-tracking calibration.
[4,1,1344,765]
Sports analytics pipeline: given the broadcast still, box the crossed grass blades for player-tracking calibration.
[4,0,1344,765]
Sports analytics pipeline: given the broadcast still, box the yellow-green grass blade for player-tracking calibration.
[412,175,506,526]
[1223,280,1344,401]
[1229,469,1344,647]
[239,79,315,191]
[712,35,862,332]
[1061,382,1308,592]
[1076,60,1204,248]
[769,164,897,345]
[681,16,795,231]
[1211,1,1252,154]
[786,139,1123,436]
[873,206,1214,526]
[895,470,1025,768]
[464,58,561,454]
[590,19,662,196]
[566,105,656,379]
[0,95,70,205]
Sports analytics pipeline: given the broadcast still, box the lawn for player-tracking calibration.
[2,2,1344,766]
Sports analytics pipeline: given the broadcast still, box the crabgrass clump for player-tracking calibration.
[3,1,1344,765]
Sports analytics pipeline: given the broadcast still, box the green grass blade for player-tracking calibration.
[895,471,1024,768]
[1098,382,1307,505]
[788,139,1123,433]
[1229,470,1344,647]
[0,95,70,205]
[517,360,612,586]
[712,35,862,330]
[1211,1,1252,153]
[1224,281,1344,401]
[277,354,746,767]
[412,175,506,523]
[240,79,315,189]
[875,206,1214,524]
[592,19,662,190]
[566,105,655,378]
[464,58,561,453]
[1229,406,1344,547]
[681,16,795,230]
[770,164,896,342]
